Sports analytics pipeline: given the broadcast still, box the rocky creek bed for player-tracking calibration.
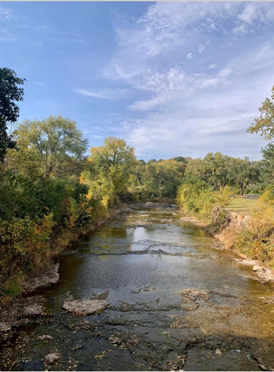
[1,203,274,371]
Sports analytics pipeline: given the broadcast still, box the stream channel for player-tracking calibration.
[1,203,274,371]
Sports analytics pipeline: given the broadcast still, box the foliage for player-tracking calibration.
[176,177,232,222]
[234,187,274,264]
[131,159,186,199]
[6,115,88,179]
[84,137,136,204]
[247,86,274,140]
[0,68,26,161]
[185,152,260,195]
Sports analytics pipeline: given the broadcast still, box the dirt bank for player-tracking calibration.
[181,208,274,283]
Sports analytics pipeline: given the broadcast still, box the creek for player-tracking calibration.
[1,203,274,371]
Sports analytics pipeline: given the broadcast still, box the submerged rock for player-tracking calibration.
[0,322,11,333]
[44,352,60,364]
[38,335,54,341]
[62,299,107,317]
[181,289,210,303]
[23,304,44,317]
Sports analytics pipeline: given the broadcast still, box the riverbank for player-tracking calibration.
[180,208,274,283]
[0,203,133,307]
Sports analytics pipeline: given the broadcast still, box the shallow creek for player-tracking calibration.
[2,203,274,371]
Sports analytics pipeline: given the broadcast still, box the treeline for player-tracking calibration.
[177,152,261,221]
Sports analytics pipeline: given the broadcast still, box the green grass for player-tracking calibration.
[227,195,259,215]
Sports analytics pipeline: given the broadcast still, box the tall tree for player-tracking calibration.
[247,86,274,139]
[6,115,88,179]
[0,68,26,161]
[86,137,136,196]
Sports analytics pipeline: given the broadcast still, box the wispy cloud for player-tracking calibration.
[35,81,46,86]
[74,88,128,100]
[98,2,274,159]
[0,6,13,21]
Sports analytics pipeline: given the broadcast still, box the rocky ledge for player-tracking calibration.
[23,263,59,294]
[62,298,108,317]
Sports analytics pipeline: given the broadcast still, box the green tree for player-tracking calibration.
[6,115,88,179]
[186,152,232,190]
[0,68,26,161]
[84,137,136,203]
[247,86,274,139]
[228,157,261,195]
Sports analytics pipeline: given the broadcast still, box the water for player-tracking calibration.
[1,203,274,370]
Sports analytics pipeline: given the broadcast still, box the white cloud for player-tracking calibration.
[99,2,274,159]
[35,82,46,86]
[74,88,128,100]
[92,135,103,139]
[198,44,206,53]
[0,6,13,21]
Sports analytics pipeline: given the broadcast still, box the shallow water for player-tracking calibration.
[2,204,274,370]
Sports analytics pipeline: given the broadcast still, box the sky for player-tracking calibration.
[1,1,274,161]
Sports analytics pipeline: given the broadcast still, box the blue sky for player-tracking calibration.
[1,2,274,161]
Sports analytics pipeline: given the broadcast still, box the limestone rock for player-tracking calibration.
[253,265,265,272]
[62,299,107,317]
[23,264,59,293]
[0,322,11,332]
[38,335,54,341]
[23,304,44,317]
[181,289,210,303]
[44,352,60,364]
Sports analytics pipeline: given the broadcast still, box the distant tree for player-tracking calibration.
[87,137,136,196]
[173,156,186,163]
[0,68,26,161]
[228,157,261,195]
[7,115,88,179]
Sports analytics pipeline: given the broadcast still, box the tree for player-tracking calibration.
[0,68,26,161]
[247,86,274,139]
[228,157,261,195]
[261,143,274,184]
[185,152,232,190]
[6,115,88,179]
[86,137,136,198]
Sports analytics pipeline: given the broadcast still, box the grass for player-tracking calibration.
[227,195,259,215]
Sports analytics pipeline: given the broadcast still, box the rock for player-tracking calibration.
[44,352,60,364]
[38,335,54,341]
[256,268,274,282]
[0,322,11,332]
[253,265,265,272]
[215,348,222,356]
[62,299,107,317]
[235,259,258,266]
[23,264,59,293]
[23,304,44,317]
[90,289,109,300]
[109,335,122,344]
[181,289,210,303]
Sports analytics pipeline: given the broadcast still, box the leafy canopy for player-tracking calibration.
[6,115,88,179]
[247,86,274,140]
[0,67,26,161]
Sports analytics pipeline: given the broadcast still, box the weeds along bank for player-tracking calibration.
[176,182,274,271]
